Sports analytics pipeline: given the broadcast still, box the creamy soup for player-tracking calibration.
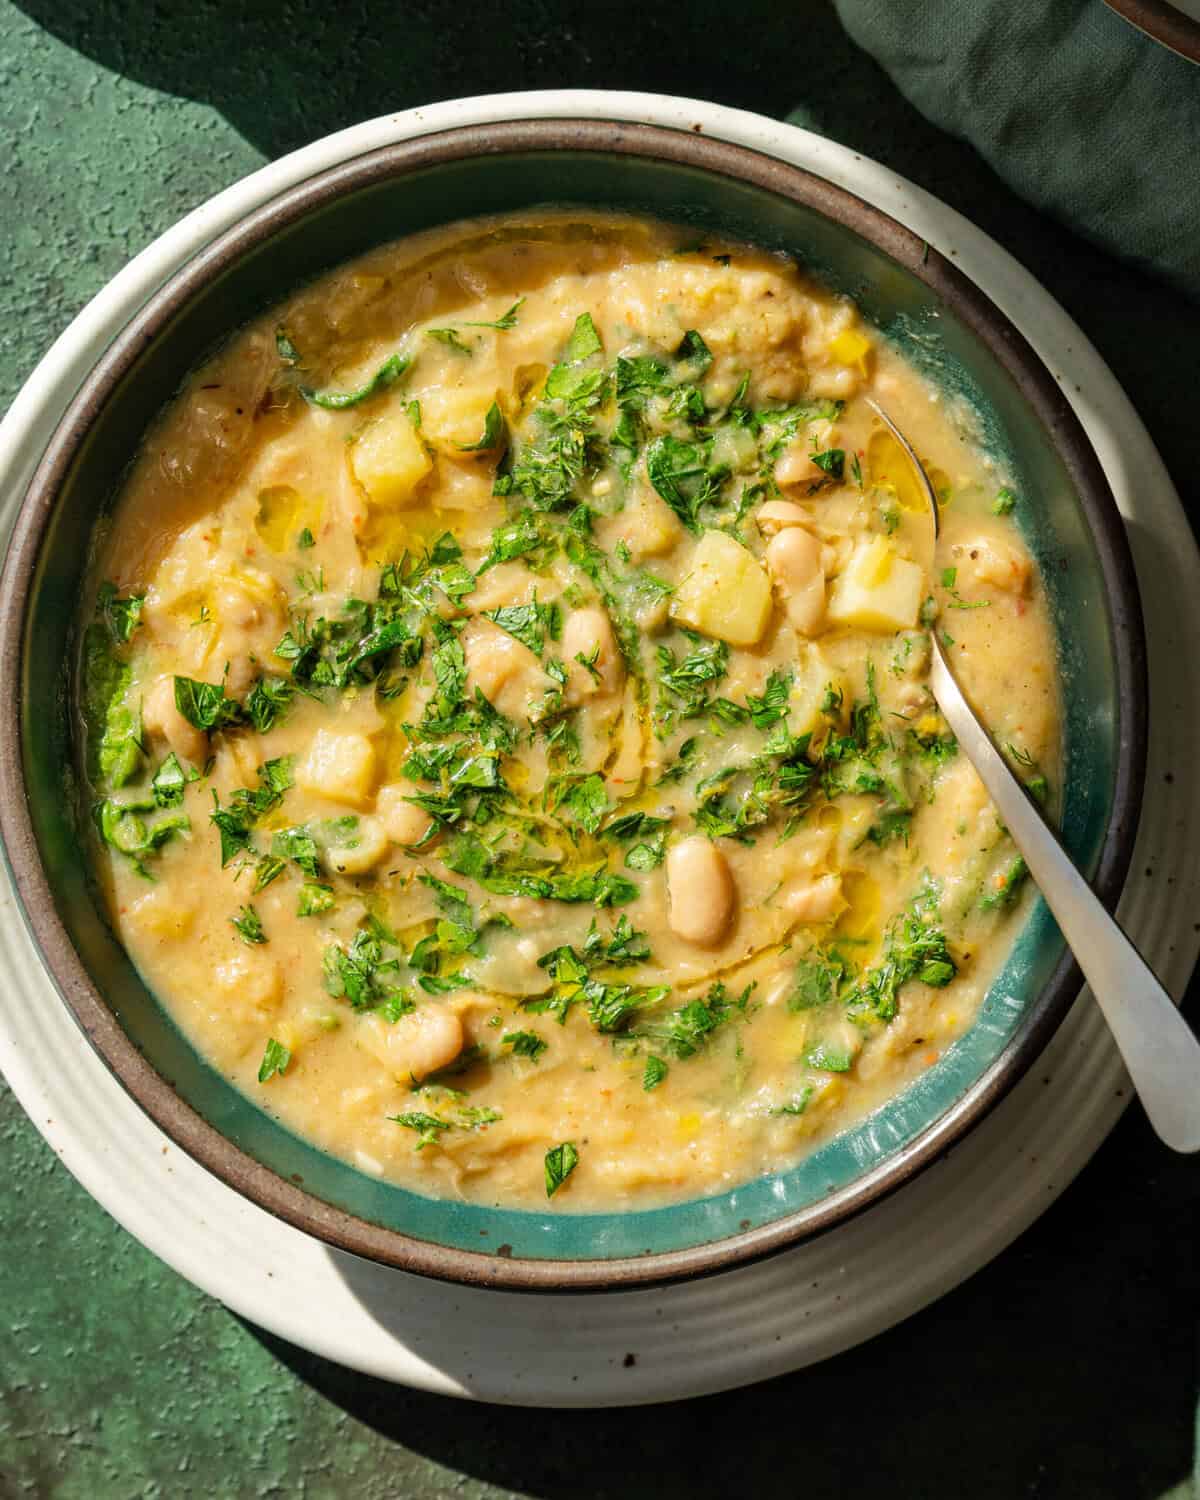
[80,213,1058,1209]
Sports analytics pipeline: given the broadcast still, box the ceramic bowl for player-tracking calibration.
[0,119,1147,1291]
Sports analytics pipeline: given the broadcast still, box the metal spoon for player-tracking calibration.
[868,400,1200,1153]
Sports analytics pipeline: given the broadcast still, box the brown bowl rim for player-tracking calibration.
[0,117,1148,1292]
[1104,0,1200,64]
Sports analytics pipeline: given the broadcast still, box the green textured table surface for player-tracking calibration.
[2,3,1198,1495]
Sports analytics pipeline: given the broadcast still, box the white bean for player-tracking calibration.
[560,605,624,706]
[323,816,390,875]
[958,535,1031,595]
[666,836,736,947]
[358,1005,464,1083]
[765,526,826,636]
[756,499,811,533]
[786,873,844,925]
[772,422,840,488]
[143,675,208,765]
[463,618,543,720]
[376,783,436,847]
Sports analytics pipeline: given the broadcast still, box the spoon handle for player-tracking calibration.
[929,646,1200,1153]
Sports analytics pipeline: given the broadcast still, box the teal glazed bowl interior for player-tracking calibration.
[0,120,1146,1291]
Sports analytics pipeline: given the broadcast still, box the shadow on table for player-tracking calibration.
[10,0,835,162]
[13,0,1200,506]
[244,1109,1197,1500]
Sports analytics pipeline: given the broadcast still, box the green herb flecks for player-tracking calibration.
[257,1038,291,1082]
[992,486,1016,516]
[634,981,753,1060]
[276,329,412,408]
[209,757,295,869]
[81,587,145,790]
[94,796,190,880]
[391,1105,502,1150]
[645,434,728,533]
[463,297,525,330]
[425,328,473,357]
[846,891,956,1023]
[231,904,267,945]
[443,830,637,909]
[173,676,243,733]
[981,855,1029,911]
[642,1055,668,1091]
[544,1141,579,1197]
[455,401,506,453]
[503,1030,547,1062]
[482,599,561,657]
[151,752,193,808]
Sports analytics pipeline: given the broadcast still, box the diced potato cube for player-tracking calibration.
[613,491,682,561]
[420,387,501,455]
[789,648,847,738]
[126,888,195,942]
[670,530,772,647]
[349,406,432,508]
[828,327,872,371]
[296,729,377,807]
[827,538,924,632]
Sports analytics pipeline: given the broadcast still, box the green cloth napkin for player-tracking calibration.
[826,0,1200,301]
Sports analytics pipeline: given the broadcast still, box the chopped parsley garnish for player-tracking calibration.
[464,297,525,330]
[846,894,957,1023]
[443,830,637,908]
[635,981,752,1059]
[94,797,190,879]
[257,1037,291,1082]
[544,1141,579,1197]
[645,434,726,533]
[245,675,295,733]
[563,311,602,362]
[810,447,845,480]
[482,599,561,656]
[426,327,473,356]
[554,772,609,836]
[789,951,849,1011]
[97,581,145,644]
[210,757,295,869]
[390,1104,502,1150]
[174,676,243,733]
[323,920,407,1011]
[298,882,336,916]
[642,1055,668,1091]
[981,855,1029,911]
[455,401,506,452]
[276,330,411,408]
[992,486,1017,516]
[503,1030,547,1061]
[601,810,670,871]
[151,752,190,808]
[231,904,267,945]
[805,1041,854,1073]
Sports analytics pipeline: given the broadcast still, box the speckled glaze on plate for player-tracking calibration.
[0,92,1196,1400]
[0,115,1146,1291]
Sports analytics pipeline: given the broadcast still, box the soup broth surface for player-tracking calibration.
[82,213,1059,1209]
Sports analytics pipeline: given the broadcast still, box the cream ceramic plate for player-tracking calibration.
[2,91,1197,1407]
